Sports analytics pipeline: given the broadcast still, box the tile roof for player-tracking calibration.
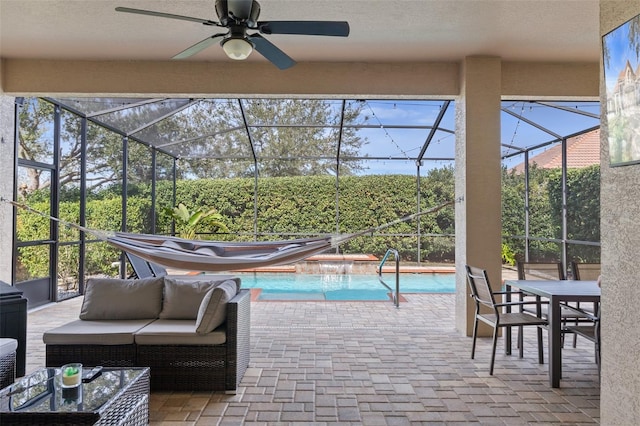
[510,128,600,173]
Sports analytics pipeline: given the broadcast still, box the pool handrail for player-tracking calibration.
[378,248,400,308]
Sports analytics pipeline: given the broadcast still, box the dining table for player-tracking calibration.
[503,279,600,388]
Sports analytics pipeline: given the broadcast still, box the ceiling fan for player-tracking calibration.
[115,0,350,70]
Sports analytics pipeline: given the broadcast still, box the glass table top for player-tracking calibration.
[0,367,148,414]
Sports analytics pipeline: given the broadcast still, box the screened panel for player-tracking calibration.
[58,243,80,300]
[16,245,51,282]
[92,98,193,138]
[54,97,162,116]
[84,241,121,279]
[353,158,416,176]
[528,240,562,263]
[252,127,339,176]
[127,143,153,234]
[244,99,343,126]
[566,130,600,262]
[155,152,175,234]
[15,96,602,288]
[18,98,55,164]
[59,109,83,242]
[346,100,454,161]
[86,123,124,195]
[16,167,51,243]
[172,129,253,160]
[502,154,527,260]
[177,155,255,180]
[501,101,600,159]
[255,172,336,237]
[567,242,600,265]
[134,99,246,157]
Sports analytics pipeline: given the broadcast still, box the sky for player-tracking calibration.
[603,14,640,94]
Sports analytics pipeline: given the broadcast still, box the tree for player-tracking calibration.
[19,98,370,192]
[17,98,55,194]
[18,98,131,195]
[171,99,369,178]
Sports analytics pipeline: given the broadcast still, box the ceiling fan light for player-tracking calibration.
[222,38,253,60]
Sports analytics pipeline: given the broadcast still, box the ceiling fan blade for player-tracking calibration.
[258,21,349,37]
[249,34,296,70]
[172,34,227,59]
[115,7,219,26]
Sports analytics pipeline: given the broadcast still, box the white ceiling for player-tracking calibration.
[0,0,600,65]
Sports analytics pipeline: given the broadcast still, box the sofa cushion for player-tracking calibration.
[43,319,155,345]
[0,338,18,356]
[134,319,226,345]
[159,277,241,320]
[195,280,238,335]
[80,277,164,320]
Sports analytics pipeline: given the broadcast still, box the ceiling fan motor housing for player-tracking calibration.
[216,0,261,27]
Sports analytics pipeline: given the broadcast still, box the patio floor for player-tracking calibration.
[25,277,600,425]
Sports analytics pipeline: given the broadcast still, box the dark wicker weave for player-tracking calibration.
[137,288,251,392]
[46,289,251,393]
[46,344,137,369]
[0,350,16,390]
[95,394,148,426]
[0,367,149,425]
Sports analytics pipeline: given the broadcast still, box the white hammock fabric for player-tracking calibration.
[110,232,334,272]
[4,198,453,272]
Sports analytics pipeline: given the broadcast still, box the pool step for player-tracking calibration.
[258,292,326,301]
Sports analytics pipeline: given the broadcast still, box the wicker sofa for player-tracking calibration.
[43,276,250,393]
[0,339,17,389]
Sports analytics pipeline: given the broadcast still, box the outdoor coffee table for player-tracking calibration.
[0,366,149,425]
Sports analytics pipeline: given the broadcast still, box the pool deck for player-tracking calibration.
[26,277,600,425]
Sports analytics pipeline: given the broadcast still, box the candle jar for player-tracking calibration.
[60,363,82,388]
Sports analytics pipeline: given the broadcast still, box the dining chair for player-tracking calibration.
[563,303,601,372]
[570,261,601,343]
[572,261,601,281]
[466,265,548,375]
[516,261,588,347]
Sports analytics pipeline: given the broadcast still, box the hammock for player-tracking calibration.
[3,198,453,272]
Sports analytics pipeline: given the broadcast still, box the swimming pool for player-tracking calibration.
[235,272,455,301]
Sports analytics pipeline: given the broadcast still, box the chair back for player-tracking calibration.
[517,261,565,280]
[125,252,154,279]
[465,265,497,310]
[148,262,168,277]
[572,261,601,281]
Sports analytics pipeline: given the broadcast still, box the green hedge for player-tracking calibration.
[16,164,600,279]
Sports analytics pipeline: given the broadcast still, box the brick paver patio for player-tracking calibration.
[25,278,600,425]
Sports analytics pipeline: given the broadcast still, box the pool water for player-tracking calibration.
[235,272,455,301]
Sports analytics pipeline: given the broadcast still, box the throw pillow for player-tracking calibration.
[159,277,240,319]
[80,276,164,320]
[195,280,238,334]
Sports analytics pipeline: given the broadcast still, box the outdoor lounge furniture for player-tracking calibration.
[126,251,157,278]
[43,276,250,393]
[0,338,17,389]
[465,265,548,375]
[126,251,202,279]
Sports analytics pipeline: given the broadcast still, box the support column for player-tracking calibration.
[0,62,16,282]
[455,56,502,335]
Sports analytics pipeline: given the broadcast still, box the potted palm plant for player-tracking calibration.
[165,203,229,240]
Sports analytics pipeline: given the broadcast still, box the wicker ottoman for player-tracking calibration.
[0,339,17,389]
